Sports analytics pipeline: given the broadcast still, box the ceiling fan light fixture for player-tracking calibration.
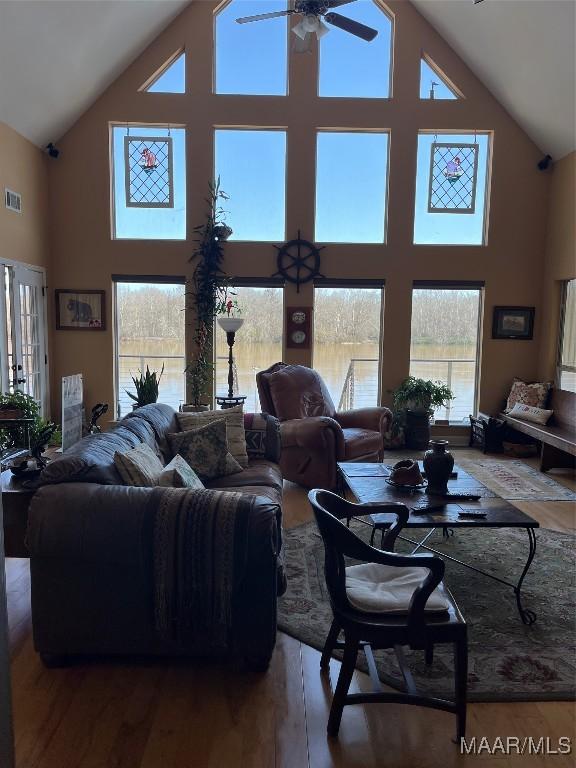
[302,14,319,33]
[292,19,307,39]
[315,19,330,39]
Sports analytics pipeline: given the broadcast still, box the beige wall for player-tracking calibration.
[47,0,551,421]
[538,151,576,381]
[0,122,50,269]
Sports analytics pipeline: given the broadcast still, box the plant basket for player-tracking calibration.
[405,410,431,450]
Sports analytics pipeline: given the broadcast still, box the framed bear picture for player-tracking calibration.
[55,289,106,331]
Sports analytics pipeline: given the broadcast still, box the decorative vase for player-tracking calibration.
[217,317,244,333]
[405,409,430,450]
[423,440,454,495]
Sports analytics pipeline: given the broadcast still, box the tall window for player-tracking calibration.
[214,285,284,410]
[215,129,287,241]
[315,131,389,243]
[558,279,576,392]
[410,286,482,422]
[215,0,288,95]
[319,0,392,98]
[414,132,491,245]
[111,126,186,240]
[313,285,383,409]
[115,280,185,417]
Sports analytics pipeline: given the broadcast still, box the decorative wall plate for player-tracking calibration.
[286,306,312,349]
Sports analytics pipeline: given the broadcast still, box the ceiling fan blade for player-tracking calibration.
[327,0,358,7]
[323,11,378,41]
[292,30,313,54]
[236,10,292,24]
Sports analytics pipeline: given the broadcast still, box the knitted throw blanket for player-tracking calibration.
[152,488,252,650]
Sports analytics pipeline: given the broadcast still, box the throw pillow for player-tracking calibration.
[244,412,282,462]
[505,378,552,412]
[507,403,553,425]
[158,454,205,489]
[114,443,164,487]
[176,405,248,468]
[167,420,243,481]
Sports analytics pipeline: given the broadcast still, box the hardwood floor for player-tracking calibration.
[6,450,576,767]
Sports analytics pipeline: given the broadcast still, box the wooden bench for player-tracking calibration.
[499,389,576,472]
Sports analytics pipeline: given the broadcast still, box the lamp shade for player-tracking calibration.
[217,317,244,333]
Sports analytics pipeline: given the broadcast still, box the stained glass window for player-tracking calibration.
[413,132,490,245]
[111,126,186,240]
[124,135,173,208]
[428,142,479,214]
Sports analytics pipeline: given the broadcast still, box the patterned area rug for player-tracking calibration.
[387,452,576,502]
[278,521,576,701]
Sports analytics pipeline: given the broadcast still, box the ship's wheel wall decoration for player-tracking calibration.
[272,231,325,293]
[428,142,479,214]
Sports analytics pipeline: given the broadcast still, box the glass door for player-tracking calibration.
[0,264,48,415]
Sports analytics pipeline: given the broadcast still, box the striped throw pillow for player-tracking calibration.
[114,443,164,487]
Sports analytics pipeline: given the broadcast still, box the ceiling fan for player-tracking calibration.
[236,1,378,53]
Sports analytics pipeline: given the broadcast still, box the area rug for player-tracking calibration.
[387,452,576,502]
[278,521,576,701]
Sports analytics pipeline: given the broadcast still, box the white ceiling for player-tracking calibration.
[0,0,574,158]
[412,0,576,159]
[0,0,188,147]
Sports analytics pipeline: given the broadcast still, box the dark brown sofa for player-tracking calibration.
[257,363,392,490]
[26,404,284,670]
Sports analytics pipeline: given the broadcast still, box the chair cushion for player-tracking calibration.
[267,365,336,421]
[177,405,248,468]
[343,428,383,459]
[345,562,450,614]
[206,459,283,493]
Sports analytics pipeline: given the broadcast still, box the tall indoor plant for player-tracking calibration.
[185,178,234,409]
[392,376,454,449]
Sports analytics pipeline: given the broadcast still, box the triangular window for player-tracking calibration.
[142,52,185,94]
[420,56,460,100]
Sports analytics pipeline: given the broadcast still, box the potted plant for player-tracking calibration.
[392,377,454,450]
[0,391,60,457]
[126,365,164,409]
[185,178,235,410]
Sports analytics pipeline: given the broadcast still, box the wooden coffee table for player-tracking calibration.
[337,462,539,625]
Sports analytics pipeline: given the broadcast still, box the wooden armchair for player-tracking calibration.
[308,489,468,740]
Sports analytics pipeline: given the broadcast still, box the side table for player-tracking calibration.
[1,470,36,557]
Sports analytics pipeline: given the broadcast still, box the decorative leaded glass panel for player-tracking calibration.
[124,135,173,208]
[428,142,479,214]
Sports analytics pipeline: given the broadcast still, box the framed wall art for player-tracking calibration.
[56,289,106,331]
[492,306,535,340]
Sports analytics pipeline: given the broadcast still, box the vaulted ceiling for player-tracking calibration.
[0,0,574,158]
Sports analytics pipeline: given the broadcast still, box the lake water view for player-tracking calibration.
[118,339,477,422]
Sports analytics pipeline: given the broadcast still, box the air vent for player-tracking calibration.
[4,188,22,213]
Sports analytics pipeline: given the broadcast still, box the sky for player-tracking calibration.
[113,1,488,246]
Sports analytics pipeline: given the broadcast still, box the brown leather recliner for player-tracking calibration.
[257,363,392,490]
